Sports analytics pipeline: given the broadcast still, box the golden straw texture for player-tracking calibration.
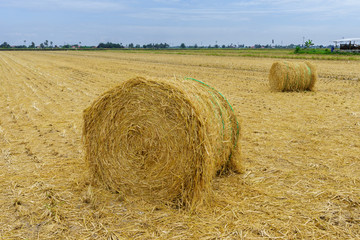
[83,77,241,208]
[269,61,317,91]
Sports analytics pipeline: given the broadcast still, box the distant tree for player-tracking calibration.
[14,45,27,49]
[305,39,314,48]
[97,42,124,48]
[40,43,45,48]
[155,43,169,49]
[141,43,169,49]
[30,42,36,48]
[180,43,186,48]
[50,41,53,47]
[128,43,134,48]
[44,40,49,48]
[135,44,141,48]
[288,44,295,49]
[0,42,11,48]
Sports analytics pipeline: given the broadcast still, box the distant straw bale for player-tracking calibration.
[83,77,241,208]
[269,61,317,91]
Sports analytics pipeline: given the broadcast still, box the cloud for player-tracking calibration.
[1,0,359,46]
[232,0,360,16]
[0,0,126,12]
[55,0,125,11]
[153,0,181,3]
[127,0,360,24]
[135,7,251,22]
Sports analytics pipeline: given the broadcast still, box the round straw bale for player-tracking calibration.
[83,77,241,208]
[269,61,317,91]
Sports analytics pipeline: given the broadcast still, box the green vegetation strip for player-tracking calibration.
[119,48,360,61]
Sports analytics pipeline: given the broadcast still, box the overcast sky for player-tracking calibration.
[1,0,359,46]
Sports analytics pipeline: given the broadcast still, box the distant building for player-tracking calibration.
[333,38,360,52]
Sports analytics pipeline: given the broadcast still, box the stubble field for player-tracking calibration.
[0,50,359,239]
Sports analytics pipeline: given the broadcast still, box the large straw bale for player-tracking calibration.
[83,77,241,208]
[269,61,317,91]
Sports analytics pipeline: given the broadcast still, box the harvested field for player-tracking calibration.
[0,50,359,239]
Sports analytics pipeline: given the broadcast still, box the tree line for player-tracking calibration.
[0,40,333,50]
[0,41,245,49]
[0,41,171,49]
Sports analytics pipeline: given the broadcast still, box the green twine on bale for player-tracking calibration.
[184,77,240,156]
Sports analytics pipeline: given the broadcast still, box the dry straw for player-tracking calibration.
[269,61,317,91]
[83,77,241,208]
